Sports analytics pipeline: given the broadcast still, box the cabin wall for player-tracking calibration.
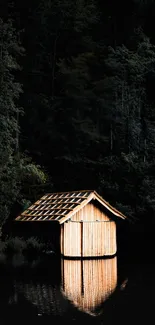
[71,202,110,222]
[61,201,117,257]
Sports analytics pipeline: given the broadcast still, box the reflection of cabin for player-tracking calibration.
[11,258,117,317]
[61,258,117,316]
[15,190,126,257]
[12,280,65,316]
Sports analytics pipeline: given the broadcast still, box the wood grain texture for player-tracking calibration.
[61,257,117,316]
[61,202,117,257]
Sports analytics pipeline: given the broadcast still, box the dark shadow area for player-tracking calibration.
[1,214,155,324]
[8,221,61,254]
[0,242,154,324]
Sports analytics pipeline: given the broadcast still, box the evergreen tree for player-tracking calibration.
[0,18,24,224]
[1,0,155,224]
[0,18,47,225]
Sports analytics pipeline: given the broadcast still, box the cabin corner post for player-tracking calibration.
[115,221,117,255]
[60,223,64,255]
[110,221,117,256]
[81,221,83,257]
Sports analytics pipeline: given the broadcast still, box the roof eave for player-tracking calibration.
[59,193,95,224]
[93,191,126,220]
[15,190,127,223]
[59,191,126,224]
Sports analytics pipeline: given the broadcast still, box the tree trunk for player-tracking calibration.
[110,123,113,155]
[144,138,146,163]
[15,109,19,155]
[51,32,59,100]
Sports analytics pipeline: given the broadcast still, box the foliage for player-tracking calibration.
[23,237,45,258]
[19,156,48,205]
[0,236,45,257]
[0,19,23,224]
[1,0,155,227]
[0,18,48,226]
[2,236,26,256]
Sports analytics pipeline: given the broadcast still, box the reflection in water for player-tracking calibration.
[120,278,128,291]
[13,281,66,315]
[2,256,155,322]
[61,258,117,316]
[8,257,117,317]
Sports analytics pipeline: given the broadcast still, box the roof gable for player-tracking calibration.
[15,190,126,223]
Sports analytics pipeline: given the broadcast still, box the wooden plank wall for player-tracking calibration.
[83,221,116,256]
[61,222,81,257]
[61,257,117,315]
[61,202,117,257]
[71,202,110,222]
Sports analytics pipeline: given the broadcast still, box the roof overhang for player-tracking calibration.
[59,191,126,224]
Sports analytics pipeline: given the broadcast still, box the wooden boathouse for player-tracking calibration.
[15,190,126,257]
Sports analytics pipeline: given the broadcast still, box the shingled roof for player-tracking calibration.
[15,190,126,224]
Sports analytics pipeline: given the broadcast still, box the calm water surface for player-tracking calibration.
[0,255,154,324]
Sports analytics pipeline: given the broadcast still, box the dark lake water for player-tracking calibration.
[0,253,154,324]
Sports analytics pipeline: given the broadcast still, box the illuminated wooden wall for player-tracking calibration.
[60,202,117,257]
[61,257,117,316]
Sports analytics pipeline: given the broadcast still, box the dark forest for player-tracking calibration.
[1,0,155,236]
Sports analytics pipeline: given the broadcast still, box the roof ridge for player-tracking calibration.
[93,192,126,219]
[15,190,127,222]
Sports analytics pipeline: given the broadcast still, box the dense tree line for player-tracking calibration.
[1,0,155,226]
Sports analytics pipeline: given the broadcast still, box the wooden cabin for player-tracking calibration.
[15,190,126,257]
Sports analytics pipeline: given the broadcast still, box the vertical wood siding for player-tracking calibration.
[63,222,81,257]
[71,202,110,222]
[61,201,117,257]
[61,257,117,315]
[60,224,64,255]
